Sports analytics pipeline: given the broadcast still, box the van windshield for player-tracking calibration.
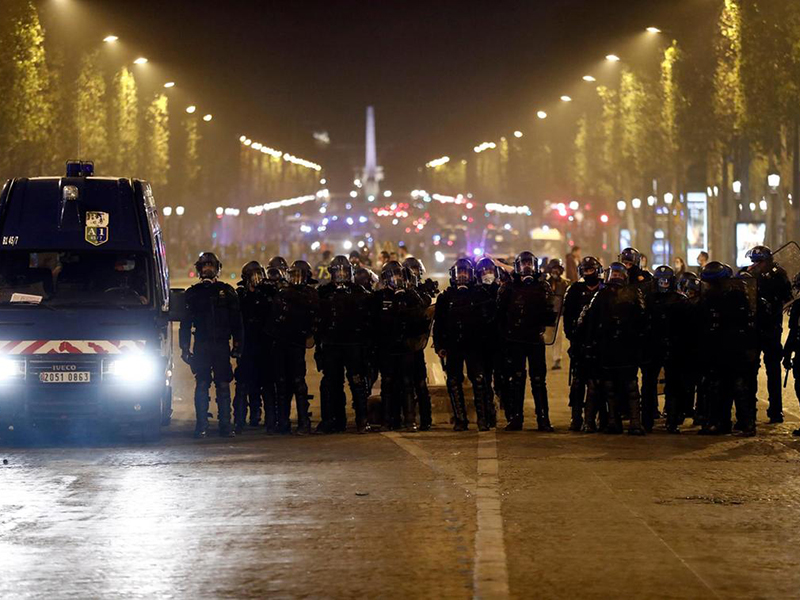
[0,250,152,308]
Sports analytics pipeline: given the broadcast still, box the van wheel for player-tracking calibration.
[161,387,173,427]
[141,414,161,442]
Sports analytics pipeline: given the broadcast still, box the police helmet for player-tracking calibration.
[653,265,675,292]
[514,251,539,278]
[605,262,629,286]
[450,257,475,287]
[700,261,731,282]
[195,252,221,279]
[268,256,288,270]
[578,256,603,279]
[402,256,426,284]
[288,260,315,285]
[677,271,700,295]
[242,260,266,282]
[745,245,772,263]
[546,258,564,276]
[381,260,408,289]
[618,247,641,269]
[475,256,499,283]
[329,254,353,284]
[354,267,377,290]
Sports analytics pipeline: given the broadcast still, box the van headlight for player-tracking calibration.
[0,357,25,381]
[104,355,159,383]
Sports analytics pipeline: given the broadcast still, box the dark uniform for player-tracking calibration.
[782,272,800,436]
[265,260,319,434]
[562,256,603,431]
[475,257,502,427]
[677,272,704,425]
[316,256,377,433]
[640,266,689,433]
[434,259,496,431]
[746,246,792,422]
[697,262,755,435]
[179,253,243,438]
[404,257,438,431]
[233,261,268,433]
[376,261,429,431]
[497,252,558,431]
[578,262,646,435]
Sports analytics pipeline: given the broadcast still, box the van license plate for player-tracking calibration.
[40,372,91,383]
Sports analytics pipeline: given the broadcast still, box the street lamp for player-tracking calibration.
[163,81,175,88]
[175,206,185,216]
[186,105,196,114]
[606,54,621,62]
[203,114,213,122]
[582,75,596,82]
[664,192,674,205]
[732,180,742,195]
[103,35,118,43]
[617,200,627,211]
[768,173,781,189]
[646,27,661,34]
[560,95,572,102]
[513,130,523,138]
[162,206,172,217]
[536,110,547,119]
[133,57,148,65]
[631,198,642,209]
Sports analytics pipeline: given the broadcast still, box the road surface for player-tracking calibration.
[2,339,800,598]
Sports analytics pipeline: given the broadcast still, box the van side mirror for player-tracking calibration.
[167,288,187,322]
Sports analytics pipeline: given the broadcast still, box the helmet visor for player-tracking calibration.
[287,268,305,285]
[330,266,351,283]
[454,266,473,286]
[266,267,284,282]
[517,258,535,277]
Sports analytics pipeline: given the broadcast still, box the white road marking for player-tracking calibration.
[473,430,509,599]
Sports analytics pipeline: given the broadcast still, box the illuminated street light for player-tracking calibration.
[664,192,674,205]
[646,27,661,33]
[513,130,523,138]
[768,173,781,189]
[175,206,185,216]
[631,197,642,209]
[215,207,224,216]
[759,199,768,211]
[163,82,175,88]
[162,206,172,217]
[383,190,392,197]
[186,105,196,114]
[582,75,596,82]
[349,190,358,198]
[732,180,742,195]
[560,95,572,102]
[203,114,213,122]
[569,200,579,210]
[103,35,119,43]
[647,195,657,206]
[239,135,247,142]
[617,200,626,211]
[133,57,148,65]
[537,110,547,120]
[606,54,621,62]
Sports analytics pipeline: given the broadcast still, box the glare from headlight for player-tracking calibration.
[0,357,24,381]
[107,355,158,382]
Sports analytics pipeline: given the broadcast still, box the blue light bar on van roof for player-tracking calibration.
[65,160,94,177]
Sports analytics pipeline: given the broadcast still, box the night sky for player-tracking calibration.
[47,0,704,190]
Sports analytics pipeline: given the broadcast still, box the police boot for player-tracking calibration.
[569,402,583,432]
[295,394,312,436]
[232,385,248,432]
[532,379,554,432]
[277,396,292,435]
[354,392,371,434]
[194,382,211,438]
[472,376,490,431]
[215,382,235,437]
[626,392,646,436]
[416,380,433,431]
[447,379,468,431]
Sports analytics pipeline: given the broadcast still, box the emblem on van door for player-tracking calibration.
[85,211,109,246]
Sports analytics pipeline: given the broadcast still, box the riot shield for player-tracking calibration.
[406,304,435,353]
[772,241,800,310]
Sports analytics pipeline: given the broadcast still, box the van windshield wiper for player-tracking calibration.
[5,300,57,311]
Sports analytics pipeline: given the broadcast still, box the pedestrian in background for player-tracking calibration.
[673,257,687,279]
[565,246,581,283]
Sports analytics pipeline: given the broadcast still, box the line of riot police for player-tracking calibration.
[179,251,437,437]
[178,242,797,438]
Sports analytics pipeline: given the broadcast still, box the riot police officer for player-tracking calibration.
[233,261,267,434]
[403,256,437,431]
[698,261,755,435]
[782,272,800,436]
[179,252,243,438]
[497,251,558,431]
[641,266,688,433]
[563,256,603,431]
[678,271,704,424]
[546,258,569,371]
[375,261,429,431]
[261,265,284,433]
[746,245,792,422]
[316,255,378,433]
[619,247,653,286]
[475,256,502,427]
[434,258,496,431]
[264,260,319,434]
[577,262,647,435]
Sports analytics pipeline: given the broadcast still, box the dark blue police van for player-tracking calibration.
[0,161,180,440]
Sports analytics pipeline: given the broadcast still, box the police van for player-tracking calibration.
[0,161,181,440]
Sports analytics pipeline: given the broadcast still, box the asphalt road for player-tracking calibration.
[3,339,800,598]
